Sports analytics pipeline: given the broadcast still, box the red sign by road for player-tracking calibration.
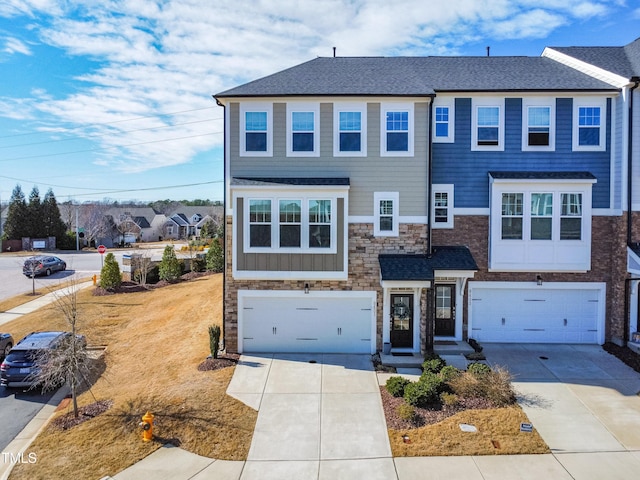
[97,245,107,254]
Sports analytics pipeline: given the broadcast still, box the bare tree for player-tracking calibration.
[132,252,154,287]
[27,280,94,418]
[79,203,112,246]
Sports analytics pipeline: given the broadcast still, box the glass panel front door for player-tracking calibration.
[390,294,413,348]
[435,285,455,336]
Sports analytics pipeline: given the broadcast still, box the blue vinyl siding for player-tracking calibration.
[432,97,611,209]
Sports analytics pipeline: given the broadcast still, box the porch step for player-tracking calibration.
[433,341,475,356]
[379,353,423,369]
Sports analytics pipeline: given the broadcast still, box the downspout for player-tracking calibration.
[627,78,640,343]
[427,95,435,256]
[214,96,227,350]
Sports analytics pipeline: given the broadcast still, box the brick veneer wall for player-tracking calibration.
[431,215,629,343]
[224,216,429,353]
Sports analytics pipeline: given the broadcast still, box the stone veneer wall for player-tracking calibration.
[224,216,429,353]
[431,215,629,343]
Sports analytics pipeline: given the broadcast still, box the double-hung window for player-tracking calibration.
[501,193,523,240]
[522,98,555,151]
[573,99,606,151]
[432,184,454,228]
[279,200,301,247]
[334,103,366,156]
[560,193,582,240]
[432,100,454,142]
[530,193,553,240]
[287,103,319,156]
[472,99,504,151]
[241,103,272,156]
[308,200,331,248]
[374,192,399,236]
[381,103,413,156]
[249,199,272,247]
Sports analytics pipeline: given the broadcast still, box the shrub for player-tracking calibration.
[405,373,444,407]
[439,365,461,383]
[385,376,411,398]
[396,403,417,423]
[100,252,122,290]
[440,392,460,407]
[206,238,224,273]
[422,356,446,374]
[208,325,221,359]
[483,366,517,406]
[448,366,516,407]
[467,362,492,377]
[159,245,182,281]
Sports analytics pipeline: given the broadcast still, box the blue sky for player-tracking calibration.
[0,1,638,203]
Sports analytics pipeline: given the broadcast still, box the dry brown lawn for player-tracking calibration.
[0,277,94,314]
[389,407,549,456]
[8,274,257,480]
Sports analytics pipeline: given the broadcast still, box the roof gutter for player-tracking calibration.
[627,78,640,246]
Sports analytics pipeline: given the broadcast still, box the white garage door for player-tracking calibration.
[469,283,605,344]
[240,292,376,353]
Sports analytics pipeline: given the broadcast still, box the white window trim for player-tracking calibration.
[432,99,455,143]
[286,102,320,157]
[432,184,454,229]
[522,98,555,152]
[374,192,399,237]
[489,178,595,272]
[333,102,367,157]
[572,98,606,152]
[244,195,338,254]
[471,98,504,152]
[381,102,414,156]
[240,102,273,157]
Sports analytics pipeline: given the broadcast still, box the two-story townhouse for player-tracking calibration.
[214,55,619,355]
[542,37,640,348]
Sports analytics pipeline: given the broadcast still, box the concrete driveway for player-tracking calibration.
[226,353,395,480]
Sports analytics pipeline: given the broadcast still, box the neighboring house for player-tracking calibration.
[214,51,624,355]
[164,206,223,240]
[542,37,640,349]
[103,207,164,246]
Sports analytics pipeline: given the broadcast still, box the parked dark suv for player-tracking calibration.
[0,331,82,388]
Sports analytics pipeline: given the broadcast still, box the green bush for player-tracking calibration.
[208,325,221,359]
[422,356,446,374]
[404,373,444,407]
[439,365,461,383]
[206,238,224,273]
[440,392,460,407]
[100,252,122,290]
[467,362,492,377]
[396,403,417,423]
[159,245,182,281]
[385,376,411,397]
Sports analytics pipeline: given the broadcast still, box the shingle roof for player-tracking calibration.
[215,56,617,98]
[133,216,151,228]
[550,37,640,79]
[379,246,477,281]
[232,177,350,186]
[489,171,596,181]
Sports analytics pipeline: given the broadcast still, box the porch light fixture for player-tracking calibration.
[536,274,543,286]
[304,283,310,294]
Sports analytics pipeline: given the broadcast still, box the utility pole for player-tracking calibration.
[75,204,79,251]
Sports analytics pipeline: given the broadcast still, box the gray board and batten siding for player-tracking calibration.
[229,101,430,217]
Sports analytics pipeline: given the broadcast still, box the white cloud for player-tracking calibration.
[2,36,31,55]
[0,0,632,174]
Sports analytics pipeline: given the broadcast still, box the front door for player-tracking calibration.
[435,285,455,336]
[390,294,413,348]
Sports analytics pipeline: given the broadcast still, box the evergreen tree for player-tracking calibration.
[4,184,29,240]
[27,186,44,238]
[100,253,122,290]
[42,189,67,239]
[159,245,182,281]
[206,238,224,273]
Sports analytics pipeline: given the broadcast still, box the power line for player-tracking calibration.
[67,180,224,198]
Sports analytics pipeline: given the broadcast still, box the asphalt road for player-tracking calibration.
[0,386,55,451]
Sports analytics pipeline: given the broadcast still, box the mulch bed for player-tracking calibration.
[197,353,240,371]
[380,387,495,430]
[603,342,640,373]
[50,399,114,431]
[93,271,213,296]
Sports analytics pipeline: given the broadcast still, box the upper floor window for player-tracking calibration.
[573,99,606,151]
[433,101,454,143]
[472,98,504,151]
[334,103,367,156]
[374,192,399,236]
[381,103,414,156]
[432,184,454,228]
[240,103,272,156]
[521,97,556,152]
[287,103,319,156]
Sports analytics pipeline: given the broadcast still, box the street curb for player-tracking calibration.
[0,386,70,480]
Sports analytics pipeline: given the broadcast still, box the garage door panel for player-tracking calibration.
[470,285,602,344]
[241,294,374,354]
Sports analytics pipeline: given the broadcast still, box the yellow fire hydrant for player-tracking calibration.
[140,411,154,442]
[92,274,97,286]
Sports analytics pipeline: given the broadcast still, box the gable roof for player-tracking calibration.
[216,56,617,98]
[550,37,640,80]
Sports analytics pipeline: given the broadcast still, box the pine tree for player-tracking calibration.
[206,238,224,273]
[159,245,182,281]
[100,253,122,290]
[4,184,29,240]
[27,186,44,238]
[42,189,67,239]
